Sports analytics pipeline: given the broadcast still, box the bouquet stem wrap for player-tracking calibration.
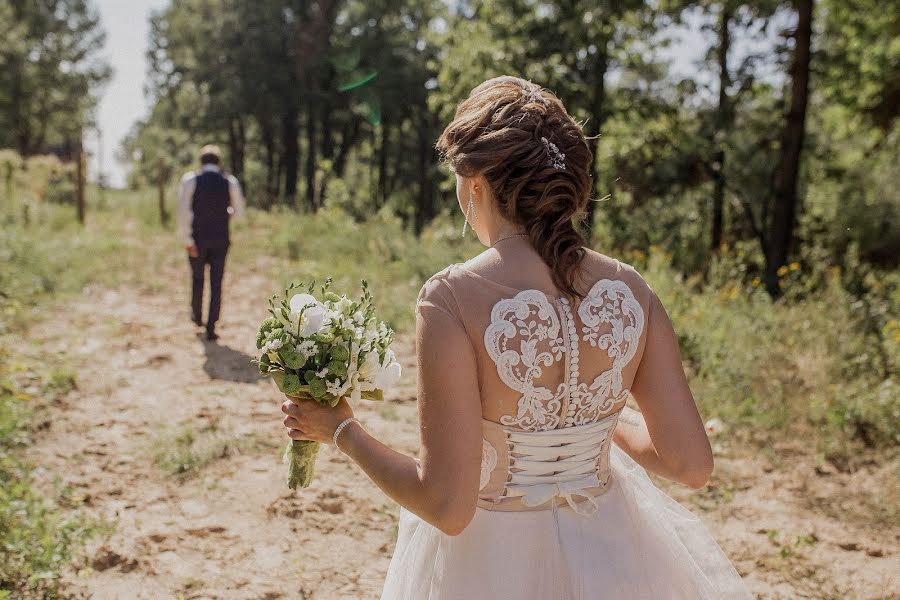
[284,438,320,489]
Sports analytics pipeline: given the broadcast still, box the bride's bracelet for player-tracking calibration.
[333,417,360,450]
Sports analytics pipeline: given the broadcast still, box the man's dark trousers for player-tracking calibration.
[189,245,228,333]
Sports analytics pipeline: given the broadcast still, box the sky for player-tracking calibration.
[89,0,168,188]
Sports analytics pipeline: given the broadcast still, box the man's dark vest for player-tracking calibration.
[191,170,231,248]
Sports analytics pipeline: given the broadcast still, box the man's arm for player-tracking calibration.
[227,175,246,219]
[177,173,197,255]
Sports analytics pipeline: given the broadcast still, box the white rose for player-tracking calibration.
[289,293,317,313]
[289,293,329,337]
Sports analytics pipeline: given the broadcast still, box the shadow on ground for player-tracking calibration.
[200,335,263,383]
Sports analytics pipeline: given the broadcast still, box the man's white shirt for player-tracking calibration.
[177,164,246,246]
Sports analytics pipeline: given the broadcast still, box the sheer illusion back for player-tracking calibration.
[417,251,654,514]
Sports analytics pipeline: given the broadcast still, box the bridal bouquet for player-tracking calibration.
[255,278,400,489]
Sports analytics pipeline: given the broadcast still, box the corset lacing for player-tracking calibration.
[498,411,619,516]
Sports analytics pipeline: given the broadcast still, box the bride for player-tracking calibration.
[280,76,750,599]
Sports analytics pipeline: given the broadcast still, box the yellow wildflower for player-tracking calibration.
[777,265,789,277]
[789,262,800,271]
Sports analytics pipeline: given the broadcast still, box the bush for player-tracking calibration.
[0,349,93,598]
[642,249,899,464]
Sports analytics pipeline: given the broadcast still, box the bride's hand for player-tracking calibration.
[281,395,354,445]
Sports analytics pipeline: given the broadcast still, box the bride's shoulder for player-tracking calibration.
[580,248,653,297]
[416,264,466,316]
[420,263,465,291]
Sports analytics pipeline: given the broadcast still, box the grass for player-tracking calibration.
[150,422,271,477]
[233,204,481,331]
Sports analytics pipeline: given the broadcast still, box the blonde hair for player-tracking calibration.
[199,144,222,165]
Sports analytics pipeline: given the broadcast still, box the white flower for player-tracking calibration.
[374,361,402,390]
[296,340,317,359]
[289,293,329,336]
[336,297,353,315]
[261,338,283,353]
[357,355,380,382]
[360,349,401,391]
[315,367,329,378]
[326,379,348,397]
[353,311,365,325]
[348,372,362,402]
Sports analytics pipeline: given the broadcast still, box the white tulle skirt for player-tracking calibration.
[381,446,750,599]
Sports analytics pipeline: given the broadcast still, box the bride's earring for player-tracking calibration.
[461,190,476,237]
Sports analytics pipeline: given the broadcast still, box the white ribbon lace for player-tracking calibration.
[500,414,619,516]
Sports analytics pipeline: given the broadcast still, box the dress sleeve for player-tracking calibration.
[416,268,464,326]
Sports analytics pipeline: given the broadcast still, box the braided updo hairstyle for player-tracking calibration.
[436,76,593,299]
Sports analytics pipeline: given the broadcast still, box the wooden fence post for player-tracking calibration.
[158,157,169,225]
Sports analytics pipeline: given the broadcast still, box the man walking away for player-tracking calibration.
[177,144,246,341]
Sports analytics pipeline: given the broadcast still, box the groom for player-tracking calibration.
[177,144,246,341]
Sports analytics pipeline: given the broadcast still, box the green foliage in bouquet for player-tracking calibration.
[255,278,400,489]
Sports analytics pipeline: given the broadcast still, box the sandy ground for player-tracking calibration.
[23,256,899,599]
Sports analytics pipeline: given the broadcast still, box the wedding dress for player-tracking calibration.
[382,254,750,599]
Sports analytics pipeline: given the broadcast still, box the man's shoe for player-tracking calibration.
[206,329,219,341]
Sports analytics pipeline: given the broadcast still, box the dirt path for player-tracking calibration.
[24,257,898,599]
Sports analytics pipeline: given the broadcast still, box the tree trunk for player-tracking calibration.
[228,117,246,184]
[321,94,335,162]
[75,135,86,224]
[333,118,359,180]
[305,97,318,210]
[583,46,610,241]
[11,53,30,155]
[764,0,813,296]
[259,114,277,207]
[282,109,300,208]
[317,103,334,207]
[377,122,389,208]
[711,4,732,252]
[414,114,435,235]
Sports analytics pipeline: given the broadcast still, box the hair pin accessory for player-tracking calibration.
[521,82,547,105]
[541,137,566,170]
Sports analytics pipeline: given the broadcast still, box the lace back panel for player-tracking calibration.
[416,254,653,512]
[483,278,646,431]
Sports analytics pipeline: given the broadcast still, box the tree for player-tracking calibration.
[0,0,110,155]
[431,0,652,239]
